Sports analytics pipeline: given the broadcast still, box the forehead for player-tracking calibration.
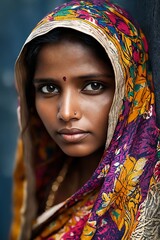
[34,40,114,80]
[37,40,112,70]
[35,33,113,68]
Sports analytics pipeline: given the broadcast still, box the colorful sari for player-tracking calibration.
[11,1,160,239]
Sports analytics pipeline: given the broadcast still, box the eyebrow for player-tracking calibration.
[33,78,58,84]
[76,73,114,80]
[33,73,114,85]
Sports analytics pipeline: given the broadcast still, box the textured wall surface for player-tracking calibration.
[140,0,160,127]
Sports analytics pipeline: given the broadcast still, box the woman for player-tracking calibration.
[11,0,160,239]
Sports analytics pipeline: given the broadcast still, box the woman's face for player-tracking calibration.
[33,39,115,157]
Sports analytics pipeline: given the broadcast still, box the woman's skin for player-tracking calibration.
[33,39,115,201]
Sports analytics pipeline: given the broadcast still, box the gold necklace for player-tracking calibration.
[45,159,71,210]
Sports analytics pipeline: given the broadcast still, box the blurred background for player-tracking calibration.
[0,0,159,239]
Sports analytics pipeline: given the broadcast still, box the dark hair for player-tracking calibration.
[25,28,113,109]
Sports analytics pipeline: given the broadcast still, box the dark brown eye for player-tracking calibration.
[83,82,104,91]
[41,84,58,94]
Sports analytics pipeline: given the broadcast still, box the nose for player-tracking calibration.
[57,89,81,122]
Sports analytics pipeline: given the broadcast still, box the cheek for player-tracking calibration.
[35,100,56,129]
[36,100,44,119]
[88,96,113,137]
[97,108,110,135]
[86,96,112,122]
[85,99,111,138]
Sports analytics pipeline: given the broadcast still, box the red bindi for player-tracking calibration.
[63,76,67,81]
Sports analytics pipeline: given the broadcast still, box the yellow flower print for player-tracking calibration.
[81,221,96,240]
[96,192,114,216]
[111,156,147,239]
[95,156,147,240]
[127,86,153,123]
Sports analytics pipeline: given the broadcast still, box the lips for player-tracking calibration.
[57,128,89,143]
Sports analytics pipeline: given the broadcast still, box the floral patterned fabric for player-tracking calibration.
[11,1,160,239]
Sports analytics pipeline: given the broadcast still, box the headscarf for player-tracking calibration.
[11,1,160,239]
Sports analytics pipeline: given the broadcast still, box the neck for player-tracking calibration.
[71,147,104,189]
[47,147,104,208]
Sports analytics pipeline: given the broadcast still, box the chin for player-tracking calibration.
[60,145,96,158]
[62,150,90,158]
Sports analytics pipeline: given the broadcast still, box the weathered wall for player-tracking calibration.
[139,0,160,127]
